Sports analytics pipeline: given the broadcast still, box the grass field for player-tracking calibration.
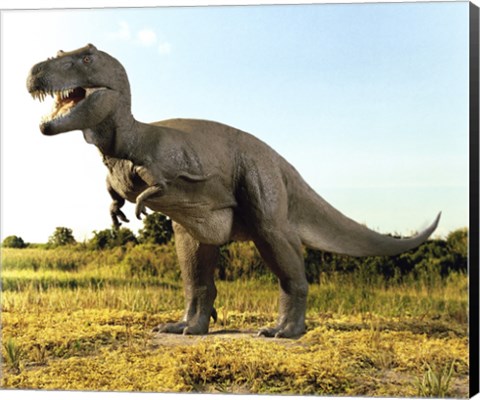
[0,246,469,396]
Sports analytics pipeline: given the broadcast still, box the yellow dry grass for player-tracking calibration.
[0,247,470,397]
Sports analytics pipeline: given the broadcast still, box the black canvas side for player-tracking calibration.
[469,2,479,398]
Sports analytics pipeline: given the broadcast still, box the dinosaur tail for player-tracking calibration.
[293,180,440,257]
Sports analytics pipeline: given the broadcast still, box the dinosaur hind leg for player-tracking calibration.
[253,227,308,338]
[153,222,218,335]
[240,165,308,338]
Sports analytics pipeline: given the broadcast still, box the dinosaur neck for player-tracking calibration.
[82,106,148,164]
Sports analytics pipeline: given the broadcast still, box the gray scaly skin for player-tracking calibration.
[27,44,441,338]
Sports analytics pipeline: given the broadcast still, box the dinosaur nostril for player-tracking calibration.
[27,65,48,92]
[30,60,50,77]
[31,64,42,76]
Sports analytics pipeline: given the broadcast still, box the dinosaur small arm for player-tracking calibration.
[27,44,441,338]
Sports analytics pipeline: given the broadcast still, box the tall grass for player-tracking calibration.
[2,272,467,332]
[1,241,468,332]
[416,361,456,397]
[1,248,92,272]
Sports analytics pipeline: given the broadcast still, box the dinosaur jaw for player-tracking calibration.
[30,86,107,135]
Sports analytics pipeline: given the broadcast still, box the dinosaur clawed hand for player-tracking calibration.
[135,201,149,220]
[110,201,130,229]
[134,184,165,220]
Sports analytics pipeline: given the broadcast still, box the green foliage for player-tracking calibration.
[138,212,173,245]
[218,242,271,281]
[3,226,469,288]
[2,235,27,249]
[214,229,467,286]
[446,228,467,257]
[89,227,137,250]
[303,229,468,286]
[442,228,468,276]
[3,337,24,374]
[89,230,112,250]
[416,361,455,397]
[48,227,76,247]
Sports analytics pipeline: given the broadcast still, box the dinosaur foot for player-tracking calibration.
[153,321,187,334]
[152,321,210,335]
[257,323,305,339]
[153,309,217,335]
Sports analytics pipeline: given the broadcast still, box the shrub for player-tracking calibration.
[89,227,137,250]
[2,235,27,249]
[121,243,179,280]
[48,227,76,247]
[138,213,173,245]
[302,228,468,285]
[218,242,270,281]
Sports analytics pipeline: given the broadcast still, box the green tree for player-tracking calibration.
[440,228,468,274]
[2,235,27,248]
[115,227,138,247]
[89,229,112,250]
[89,227,137,250]
[48,227,76,247]
[446,228,468,258]
[138,213,173,245]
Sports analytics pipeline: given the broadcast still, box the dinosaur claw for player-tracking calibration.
[135,203,148,220]
[211,307,218,323]
[117,210,129,223]
[110,201,130,229]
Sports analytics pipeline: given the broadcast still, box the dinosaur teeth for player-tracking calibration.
[62,88,74,99]
[85,87,104,96]
[33,87,103,102]
[32,90,48,102]
[34,86,106,124]
[37,91,46,102]
[49,88,73,100]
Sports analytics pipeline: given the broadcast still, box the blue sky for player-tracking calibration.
[1,2,470,243]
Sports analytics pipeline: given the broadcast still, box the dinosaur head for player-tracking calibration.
[27,44,131,136]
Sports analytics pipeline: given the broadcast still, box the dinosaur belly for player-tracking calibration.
[107,160,244,245]
[145,196,236,245]
[144,176,240,245]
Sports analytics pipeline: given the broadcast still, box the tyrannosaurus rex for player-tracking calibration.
[27,44,440,338]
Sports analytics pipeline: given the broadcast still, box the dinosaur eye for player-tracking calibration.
[83,55,92,64]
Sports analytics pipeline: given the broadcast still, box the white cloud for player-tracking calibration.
[136,28,157,46]
[109,22,171,55]
[109,20,131,41]
[158,41,172,55]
